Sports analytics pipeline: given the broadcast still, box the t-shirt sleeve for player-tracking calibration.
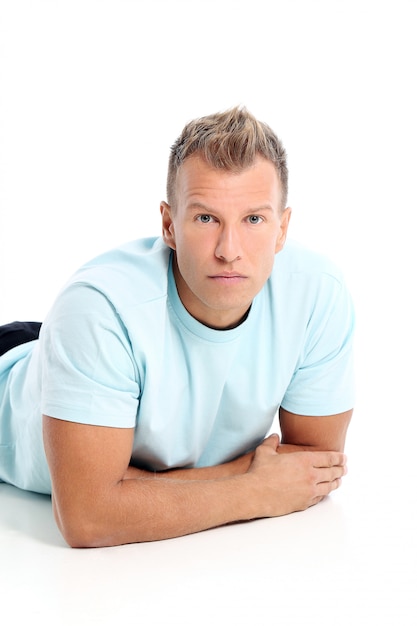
[40,283,139,427]
[281,273,355,416]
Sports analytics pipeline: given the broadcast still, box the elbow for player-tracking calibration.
[62,525,102,549]
[61,520,116,549]
[56,513,103,549]
[52,498,114,549]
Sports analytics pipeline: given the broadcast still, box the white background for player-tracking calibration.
[1,1,416,624]
[1,0,416,474]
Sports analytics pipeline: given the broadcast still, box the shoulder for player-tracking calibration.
[266,239,354,325]
[273,239,345,285]
[42,237,172,340]
[58,237,171,309]
[77,236,170,290]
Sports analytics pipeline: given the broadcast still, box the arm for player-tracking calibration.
[278,407,353,453]
[123,407,353,479]
[43,415,347,548]
[122,452,255,480]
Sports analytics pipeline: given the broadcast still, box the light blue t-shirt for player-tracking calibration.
[0,237,355,494]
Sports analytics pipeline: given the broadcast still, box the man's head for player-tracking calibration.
[166,106,288,212]
[161,107,291,330]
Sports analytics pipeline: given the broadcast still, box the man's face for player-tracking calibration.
[161,155,291,329]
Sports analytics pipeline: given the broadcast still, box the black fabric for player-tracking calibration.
[0,321,42,356]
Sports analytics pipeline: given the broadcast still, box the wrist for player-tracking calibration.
[227,450,255,475]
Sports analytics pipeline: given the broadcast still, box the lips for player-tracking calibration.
[210,270,246,278]
[209,273,247,285]
[209,271,246,278]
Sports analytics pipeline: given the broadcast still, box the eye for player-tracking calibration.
[196,214,214,224]
[247,215,263,225]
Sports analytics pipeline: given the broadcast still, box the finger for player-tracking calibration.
[313,451,347,469]
[310,495,326,507]
[261,433,280,451]
[316,465,346,484]
[316,476,343,497]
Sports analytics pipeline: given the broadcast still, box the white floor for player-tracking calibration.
[1,400,416,625]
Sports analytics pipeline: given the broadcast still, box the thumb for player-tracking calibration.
[262,433,280,451]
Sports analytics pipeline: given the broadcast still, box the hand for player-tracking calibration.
[247,434,347,518]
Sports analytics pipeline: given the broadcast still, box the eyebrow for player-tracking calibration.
[186,202,274,213]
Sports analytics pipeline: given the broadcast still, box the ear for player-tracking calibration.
[160,201,176,250]
[275,207,292,253]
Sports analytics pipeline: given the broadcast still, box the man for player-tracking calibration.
[0,107,354,547]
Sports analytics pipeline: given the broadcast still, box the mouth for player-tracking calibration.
[211,272,246,278]
[209,273,247,285]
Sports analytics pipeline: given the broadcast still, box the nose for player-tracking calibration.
[215,225,242,263]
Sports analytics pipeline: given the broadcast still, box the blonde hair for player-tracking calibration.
[167,106,288,209]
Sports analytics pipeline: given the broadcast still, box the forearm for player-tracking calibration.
[123,451,254,481]
[58,452,257,547]
[61,472,259,548]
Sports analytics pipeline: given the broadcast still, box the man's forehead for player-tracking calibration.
[175,154,283,205]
